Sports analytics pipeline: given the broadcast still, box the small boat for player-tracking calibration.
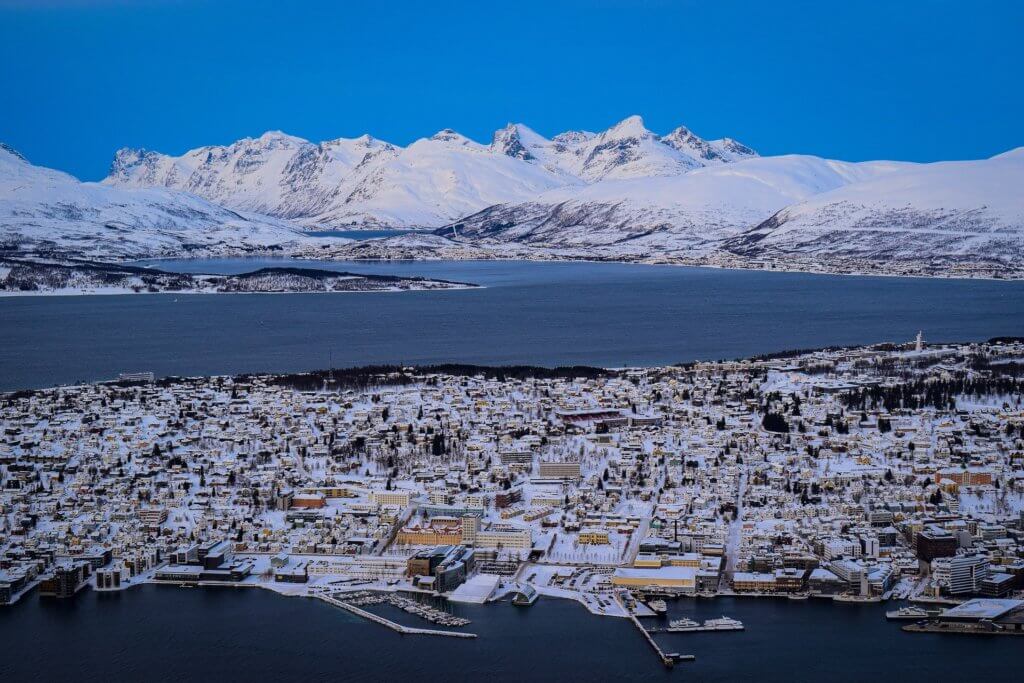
[648,599,668,615]
[886,606,931,620]
[703,616,744,631]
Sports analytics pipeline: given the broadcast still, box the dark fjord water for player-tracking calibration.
[2,259,1023,390]
[0,585,1018,682]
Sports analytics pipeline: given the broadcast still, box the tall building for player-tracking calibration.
[917,528,957,562]
[949,554,989,595]
[38,562,91,599]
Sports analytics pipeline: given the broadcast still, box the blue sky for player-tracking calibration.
[2,0,1022,180]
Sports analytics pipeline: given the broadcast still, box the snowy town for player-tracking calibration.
[3,336,1024,655]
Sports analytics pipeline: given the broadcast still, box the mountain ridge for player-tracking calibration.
[104,116,757,229]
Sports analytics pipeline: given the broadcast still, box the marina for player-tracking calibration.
[340,591,472,627]
[314,593,476,638]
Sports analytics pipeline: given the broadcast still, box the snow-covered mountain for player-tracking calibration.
[22,113,1024,274]
[0,143,326,259]
[721,148,1024,266]
[105,116,758,228]
[438,155,910,256]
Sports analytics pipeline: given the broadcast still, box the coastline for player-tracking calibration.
[297,252,1024,284]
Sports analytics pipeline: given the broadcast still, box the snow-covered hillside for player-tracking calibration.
[105,116,758,229]
[0,143,327,259]
[438,155,910,256]
[724,148,1024,265]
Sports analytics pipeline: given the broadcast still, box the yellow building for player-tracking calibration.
[611,567,696,591]
[732,572,776,592]
[633,554,663,568]
[578,529,611,545]
[395,524,462,545]
[666,552,701,568]
[370,490,412,507]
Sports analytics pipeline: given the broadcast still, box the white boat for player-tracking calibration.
[667,618,701,632]
[704,616,744,631]
[648,599,667,614]
[886,606,930,620]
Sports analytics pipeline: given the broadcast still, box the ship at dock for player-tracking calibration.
[661,616,744,633]
[886,606,934,621]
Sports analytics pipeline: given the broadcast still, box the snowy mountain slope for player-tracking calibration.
[308,129,573,228]
[105,116,759,228]
[0,144,328,259]
[438,155,911,255]
[107,131,400,222]
[724,148,1024,264]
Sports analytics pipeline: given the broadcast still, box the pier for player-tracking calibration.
[628,613,693,667]
[316,594,477,639]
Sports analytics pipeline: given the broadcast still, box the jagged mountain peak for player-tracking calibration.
[322,133,395,152]
[602,115,652,140]
[253,130,309,146]
[711,137,758,160]
[660,125,724,163]
[428,128,476,146]
[491,123,548,161]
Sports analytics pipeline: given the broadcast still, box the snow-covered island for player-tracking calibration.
[0,257,477,296]
[3,338,1024,641]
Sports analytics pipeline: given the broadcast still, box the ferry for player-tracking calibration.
[833,594,882,603]
[667,618,702,632]
[704,616,744,631]
[663,616,745,633]
[886,606,932,620]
